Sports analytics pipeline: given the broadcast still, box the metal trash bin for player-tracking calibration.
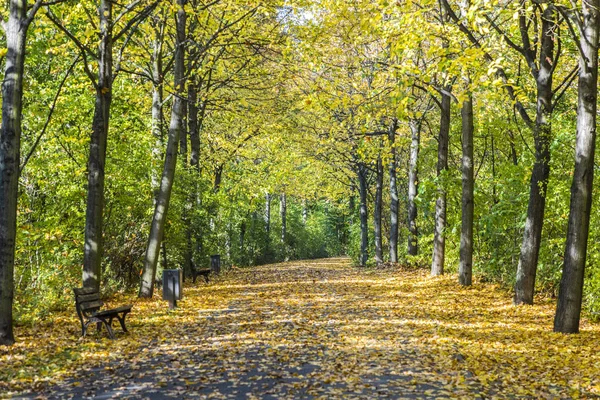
[163,269,183,309]
[210,255,221,274]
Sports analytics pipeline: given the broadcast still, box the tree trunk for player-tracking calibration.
[554,1,600,333]
[431,90,450,276]
[0,0,29,346]
[358,162,369,266]
[240,221,246,254]
[514,7,556,305]
[280,193,287,244]
[83,0,112,290]
[265,193,271,234]
[302,199,308,225]
[189,81,199,170]
[459,92,474,286]
[213,164,223,192]
[226,224,231,261]
[139,0,186,298]
[264,193,271,262]
[180,90,191,281]
[388,118,399,262]
[407,118,420,257]
[491,133,498,204]
[188,80,205,262]
[374,156,383,265]
[150,19,164,196]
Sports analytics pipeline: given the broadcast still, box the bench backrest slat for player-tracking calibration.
[80,300,103,311]
[76,293,100,303]
[73,288,104,319]
[74,287,96,296]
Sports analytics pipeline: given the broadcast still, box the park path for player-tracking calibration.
[12,258,600,399]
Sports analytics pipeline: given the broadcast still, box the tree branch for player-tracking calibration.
[20,55,80,175]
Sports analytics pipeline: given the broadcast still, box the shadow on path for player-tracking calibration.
[12,258,599,399]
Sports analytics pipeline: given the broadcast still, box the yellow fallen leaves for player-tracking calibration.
[0,257,599,398]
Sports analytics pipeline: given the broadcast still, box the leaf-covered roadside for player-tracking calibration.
[2,258,600,398]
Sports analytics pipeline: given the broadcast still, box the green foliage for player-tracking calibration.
[6,0,600,328]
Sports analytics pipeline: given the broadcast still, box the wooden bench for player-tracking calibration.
[191,262,211,283]
[74,287,132,339]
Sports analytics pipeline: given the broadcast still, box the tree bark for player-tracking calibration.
[431,90,450,276]
[374,156,384,265]
[554,0,600,333]
[139,0,186,298]
[264,192,271,261]
[180,90,191,280]
[83,0,112,290]
[280,193,286,244]
[240,221,246,255]
[407,118,420,257]
[188,79,205,262]
[459,92,474,286]
[358,162,369,266]
[188,81,199,170]
[0,0,29,346]
[302,199,308,225]
[150,18,165,196]
[265,193,271,234]
[213,164,223,192]
[388,118,400,262]
[514,7,556,305]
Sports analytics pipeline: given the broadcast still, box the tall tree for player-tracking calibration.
[407,117,421,257]
[280,193,287,244]
[512,5,558,305]
[374,155,384,265]
[358,162,369,266]
[459,90,474,286]
[441,0,564,304]
[0,0,56,346]
[431,88,451,276]
[47,0,156,290]
[554,0,600,334]
[139,0,187,298]
[388,118,399,263]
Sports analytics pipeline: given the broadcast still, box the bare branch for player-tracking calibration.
[113,1,159,42]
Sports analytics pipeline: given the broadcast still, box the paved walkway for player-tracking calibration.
[13,258,598,399]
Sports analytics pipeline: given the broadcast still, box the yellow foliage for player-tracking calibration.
[1,258,599,398]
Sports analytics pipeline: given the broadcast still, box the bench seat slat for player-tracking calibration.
[92,305,132,318]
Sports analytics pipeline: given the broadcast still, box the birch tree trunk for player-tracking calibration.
[431,90,450,276]
[280,193,287,243]
[358,162,369,267]
[388,118,399,262]
[554,0,600,333]
[264,193,271,261]
[459,92,474,286]
[302,199,308,225]
[139,0,186,298]
[265,193,271,234]
[407,118,420,257]
[83,0,112,290]
[374,156,383,265]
